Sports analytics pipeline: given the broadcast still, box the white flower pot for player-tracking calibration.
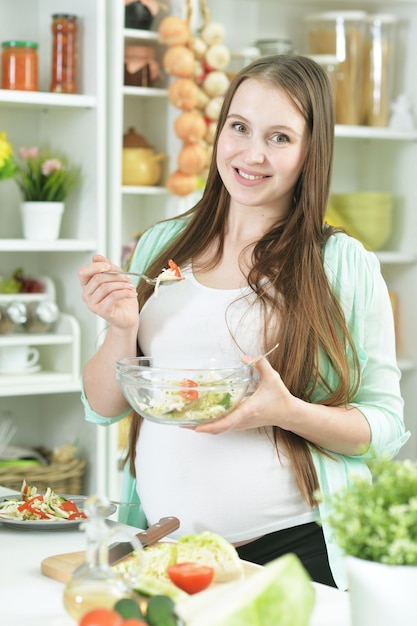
[347,556,417,626]
[20,201,65,241]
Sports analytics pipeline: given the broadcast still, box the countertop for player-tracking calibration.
[0,486,351,626]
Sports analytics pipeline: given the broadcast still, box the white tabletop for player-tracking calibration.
[0,486,351,626]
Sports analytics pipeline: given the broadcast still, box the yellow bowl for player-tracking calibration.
[332,192,393,207]
[327,195,393,250]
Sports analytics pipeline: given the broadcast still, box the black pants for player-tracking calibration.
[236,521,337,587]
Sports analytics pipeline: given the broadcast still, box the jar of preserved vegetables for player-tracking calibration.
[1,40,38,91]
[50,14,78,93]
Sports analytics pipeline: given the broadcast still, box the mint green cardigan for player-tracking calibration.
[81,217,409,589]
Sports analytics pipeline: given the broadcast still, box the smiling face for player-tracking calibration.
[216,78,309,219]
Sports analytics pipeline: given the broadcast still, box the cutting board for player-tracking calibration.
[41,550,86,583]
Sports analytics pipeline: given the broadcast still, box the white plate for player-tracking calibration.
[0,364,42,375]
[0,494,116,531]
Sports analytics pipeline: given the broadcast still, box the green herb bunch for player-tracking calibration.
[15,146,81,202]
[325,456,417,565]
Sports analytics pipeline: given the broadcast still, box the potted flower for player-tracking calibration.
[324,455,417,626]
[13,145,82,241]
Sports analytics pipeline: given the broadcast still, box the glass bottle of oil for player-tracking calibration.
[63,496,136,621]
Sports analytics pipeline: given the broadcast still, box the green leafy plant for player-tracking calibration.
[324,456,417,565]
[14,145,81,202]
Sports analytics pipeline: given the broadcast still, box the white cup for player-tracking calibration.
[0,346,40,373]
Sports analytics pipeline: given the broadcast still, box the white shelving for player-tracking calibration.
[0,313,81,395]
[106,2,182,276]
[2,0,415,501]
[226,0,417,460]
[0,0,107,494]
[0,89,97,109]
[99,0,417,499]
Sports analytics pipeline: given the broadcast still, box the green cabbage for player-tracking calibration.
[177,530,244,582]
[176,553,316,626]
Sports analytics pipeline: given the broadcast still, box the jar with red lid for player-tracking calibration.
[1,40,38,91]
[50,14,78,93]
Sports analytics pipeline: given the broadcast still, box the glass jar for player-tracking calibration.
[305,11,367,125]
[255,39,296,56]
[0,302,28,334]
[360,14,398,127]
[227,47,260,79]
[306,54,339,100]
[50,14,78,93]
[24,301,60,333]
[1,40,38,91]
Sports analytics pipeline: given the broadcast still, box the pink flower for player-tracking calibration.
[41,158,63,176]
[18,146,39,159]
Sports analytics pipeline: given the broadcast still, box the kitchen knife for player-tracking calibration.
[108,516,180,565]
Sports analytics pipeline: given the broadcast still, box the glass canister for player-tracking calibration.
[255,39,296,57]
[360,14,398,127]
[305,11,367,125]
[227,47,260,79]
[306,54,339,101]
[1,41,38,91]
[50,14,78,93]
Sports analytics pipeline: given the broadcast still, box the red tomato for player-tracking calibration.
[122,621,148,626]
[167,562,214,594]
[68,511,87,520]
[179,379,199,402]
[79,608,123,626]
[61,499,79,513]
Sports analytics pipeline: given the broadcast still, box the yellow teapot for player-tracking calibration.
[122,127,165,186]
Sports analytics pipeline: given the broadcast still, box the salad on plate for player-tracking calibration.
[0,480,87,521]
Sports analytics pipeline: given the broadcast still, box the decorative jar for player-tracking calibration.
[1,40,38,91]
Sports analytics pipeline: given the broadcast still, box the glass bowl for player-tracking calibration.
[116,356,255,426]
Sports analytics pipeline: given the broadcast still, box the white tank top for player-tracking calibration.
[136,265,317,542]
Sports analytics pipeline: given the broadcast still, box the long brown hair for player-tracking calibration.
[127,55,360,506]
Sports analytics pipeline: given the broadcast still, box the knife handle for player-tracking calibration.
[138,516,180,547]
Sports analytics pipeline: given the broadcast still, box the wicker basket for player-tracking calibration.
[0,457,86,494]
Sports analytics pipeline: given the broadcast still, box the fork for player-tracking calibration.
[105,270,185,286]
[203,342,280,385]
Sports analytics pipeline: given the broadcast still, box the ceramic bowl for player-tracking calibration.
[331,193,393,250]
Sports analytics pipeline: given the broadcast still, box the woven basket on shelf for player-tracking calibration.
[0,457,86,495]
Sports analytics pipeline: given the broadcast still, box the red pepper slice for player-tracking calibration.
[168,259,181,277]
[167,562,214,594]
[27,504,50,519]
[179,378,199,402]
[18,495,44,512]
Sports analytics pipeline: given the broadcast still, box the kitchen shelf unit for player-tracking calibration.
[105,0,196,498]
[0,0,108,494]
[214,0,417,460]
[106,2,185,271]
[0,314,81,395]
[100,0,417,500]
